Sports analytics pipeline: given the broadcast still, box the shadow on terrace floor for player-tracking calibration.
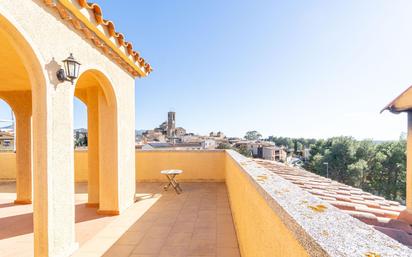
[102,182,241,257]
[0,203,107,240]
[0,182,116,257]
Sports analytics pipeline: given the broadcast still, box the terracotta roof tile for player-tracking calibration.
[373,226,412,248]
[43,0,152,76]
[253,159,412,248]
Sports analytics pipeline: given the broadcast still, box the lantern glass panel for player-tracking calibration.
[75,63,80,78]
[68,61,76,78]
[63,61,69,79]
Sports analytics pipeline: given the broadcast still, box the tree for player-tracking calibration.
[304,136,406,203]
[236,144,252,157]
[217,143,232,149]
[367,141,406,201]
[244,131,262,141]
[267,136,294,149]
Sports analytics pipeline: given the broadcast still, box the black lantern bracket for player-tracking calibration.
[56,53,81,85]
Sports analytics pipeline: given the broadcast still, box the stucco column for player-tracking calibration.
[87,87,99,206]
[33,80,77,257]
[97,89,119,215]
[0,91,33,205]
[407,112,412,211]
[14,112,32,204]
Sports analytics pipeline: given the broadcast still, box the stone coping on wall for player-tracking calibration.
[70,149,226,153]
[135,149,226,153]
[226,150,412,257]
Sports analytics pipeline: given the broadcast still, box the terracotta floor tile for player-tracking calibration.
[158,246,189,257]
[187,255,216,257]
[192,228,216,241]
[145,225,172,239]
[188,239,216,256]
[165,232,192,246]
[102,244,135,257]
[129,254,157,257]
[217,233,238,248]
[216,247,241,257]
[128,221,154,232]
[217,223,236,235]
[132,237,167,255]
[116,230,146,245]
[170,221,195,233]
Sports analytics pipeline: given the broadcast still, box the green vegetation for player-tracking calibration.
[74,135,88,148]
[270,135,406,203]
[217,142,252,157]
[268,136,317,153]
[244,131,262,141]
[216,143,232,149]
[236,144,252,157]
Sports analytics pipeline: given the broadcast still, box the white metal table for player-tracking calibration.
[160,169,183,194]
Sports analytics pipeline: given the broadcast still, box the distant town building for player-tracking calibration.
[201,139,217,149]
[0,131,14,151]
[175,127,186,137]
[262,146,287,162]
[142,141,208,150]
[210,131,225,138]
[137,111,227,151]
[245,141,275,157]
[142,130,166,142]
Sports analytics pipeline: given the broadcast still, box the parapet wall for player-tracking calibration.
[225,150,412,257]
[0,150,226,182]
[135,150,226,182]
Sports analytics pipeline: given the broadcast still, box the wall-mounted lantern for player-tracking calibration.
[56,53,81,84]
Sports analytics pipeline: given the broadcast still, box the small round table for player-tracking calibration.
[160,169,183,194]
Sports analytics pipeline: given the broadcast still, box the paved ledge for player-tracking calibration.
[226,150,412,257]
[136,149,226,153]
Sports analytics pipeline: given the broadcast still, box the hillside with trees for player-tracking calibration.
[268,135,406,204]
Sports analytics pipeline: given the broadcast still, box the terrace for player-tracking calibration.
[0,150,411,256]
[0,182,239,257]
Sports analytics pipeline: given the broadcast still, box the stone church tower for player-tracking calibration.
[167,111,176,137]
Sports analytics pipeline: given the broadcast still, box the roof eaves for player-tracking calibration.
[381,85,412,114]
[45,0,152,77]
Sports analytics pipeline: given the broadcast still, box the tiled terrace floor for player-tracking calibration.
[0,182,240,257]
[102,183,240,257]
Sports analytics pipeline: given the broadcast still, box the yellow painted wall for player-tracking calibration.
[0,150,226,182]
[0,151,90,182]
[225,153,309,257]
[136,150,226,182]
[74,150,88,182]
[0,152,16,180]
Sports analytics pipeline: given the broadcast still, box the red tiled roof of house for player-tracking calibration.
[253,159,412,248]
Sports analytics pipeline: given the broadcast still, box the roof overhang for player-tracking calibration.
[381,85,412,114]
[43,0,152,78]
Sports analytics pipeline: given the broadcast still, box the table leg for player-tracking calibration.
[163,174,183,194]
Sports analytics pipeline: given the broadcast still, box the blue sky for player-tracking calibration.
[2,0,412,140]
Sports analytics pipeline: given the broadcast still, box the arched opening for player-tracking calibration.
[0,10,46,257]
[0,98,16,197]
[73,96,88,194]
[74,69,119,214]
[0,19,34,203]
[0,99,15,153]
